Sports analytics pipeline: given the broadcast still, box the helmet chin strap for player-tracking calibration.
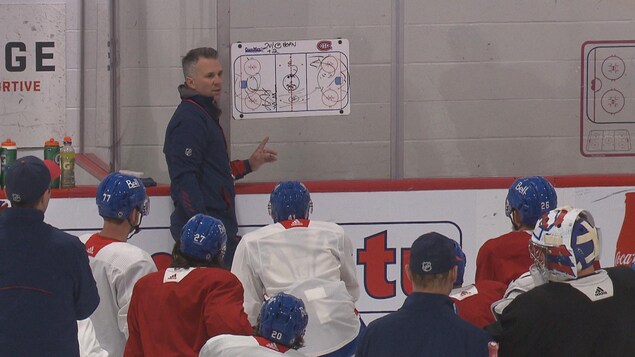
[127,214,143,240]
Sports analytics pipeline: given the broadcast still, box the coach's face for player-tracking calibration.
[186,57,223,103]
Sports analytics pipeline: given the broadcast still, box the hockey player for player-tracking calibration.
[475,176,557,285]
[125,214,252,357]
[232,181,362,357]
[449,240,506,328]
[79,172,157,356]
[486,207,635,355]
[200,292,309,356]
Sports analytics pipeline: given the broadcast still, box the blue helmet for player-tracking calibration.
[450,240,467,286]
[96,173,149,220]
[269,181,312,223]
[258,293,308,347]
[180,214,227,262]
[505,176,557,227]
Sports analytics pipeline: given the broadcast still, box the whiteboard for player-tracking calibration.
[231,39,350,119]
[581,40,635,157]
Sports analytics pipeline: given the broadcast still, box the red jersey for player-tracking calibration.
[475,231,533,285]
[124,267,253,357]
[450,280,507,329]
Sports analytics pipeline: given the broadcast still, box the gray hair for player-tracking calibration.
[182,47,218,78]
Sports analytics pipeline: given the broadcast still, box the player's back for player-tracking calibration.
[79,232,157,356]
[234,219,361,356]
[241,219,348,288]
[475,230,533,285]
[494,267,635,356]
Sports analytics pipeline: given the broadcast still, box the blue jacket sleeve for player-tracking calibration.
[165,110,209,217]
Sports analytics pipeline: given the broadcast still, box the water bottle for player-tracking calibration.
[0,139,17,188]
[44,138,61,189]
[60,136,76,188]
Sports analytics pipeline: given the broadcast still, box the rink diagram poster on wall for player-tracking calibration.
[231,39,350,119]
[581,40,635,157]
[0,4,66,147]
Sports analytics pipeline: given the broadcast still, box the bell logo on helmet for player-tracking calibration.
[126,179,140,189]
[515,182,529,196]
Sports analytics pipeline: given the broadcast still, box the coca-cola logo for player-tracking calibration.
[614,251,635,266]
[317,40,332,51]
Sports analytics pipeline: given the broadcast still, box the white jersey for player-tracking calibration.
[199,334,307,357]
[231,219,360,357]
[79,233,157,357]
[78,318,109,357]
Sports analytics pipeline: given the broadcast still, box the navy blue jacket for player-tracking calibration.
[164,86,251,263]
[356,292,491,357]
[0,207,99,357]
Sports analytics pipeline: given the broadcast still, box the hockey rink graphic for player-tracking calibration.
[581,41,635,156]
[231,39,350,119]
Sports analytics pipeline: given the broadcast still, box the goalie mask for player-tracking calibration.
[530,207,600,281]
[269,181,313,223]
[505,176,557,229]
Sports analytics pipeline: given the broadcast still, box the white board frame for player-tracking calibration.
[231,39,351,119]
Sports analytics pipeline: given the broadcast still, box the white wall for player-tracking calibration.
[4,1,635,184]
[113,0,635,183]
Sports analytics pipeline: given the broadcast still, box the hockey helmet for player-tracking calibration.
[96,173,149,220]
[258,293,309,347]
[180,214,227,262]
[530,206,600,281]
[450,240,467,286]
[505,176,557,227]
[269,181,313,223]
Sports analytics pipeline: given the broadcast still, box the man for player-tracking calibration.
[232,181,362,357]
[125,214,253,357]
[0,156,99,356]
[449,240,506,329]
[200,292,309,356]
[164,47,277,267]
[356,232,491,357]
[487,207,635,356]
[476,176,557,285]
[79,172,157,356]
